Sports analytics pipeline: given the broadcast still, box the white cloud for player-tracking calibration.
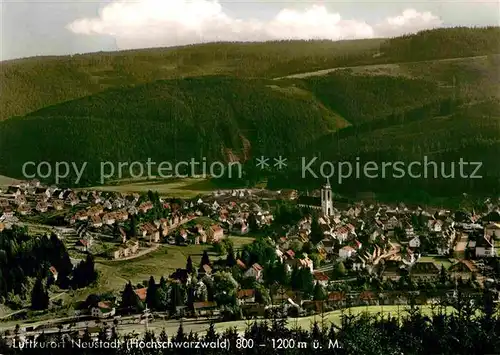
[67,0,444,50]
[375,9,442,37]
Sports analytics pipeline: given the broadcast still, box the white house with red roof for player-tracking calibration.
[207,224,224,242]
[339,245,356,259]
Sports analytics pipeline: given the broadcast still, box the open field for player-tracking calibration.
[114,305,457,336]
[228,235,256,250]
[91,178,225,198]
[0,174,20,188]
[277,54,499,81]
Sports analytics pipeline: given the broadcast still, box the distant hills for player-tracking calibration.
[0,26,499,197]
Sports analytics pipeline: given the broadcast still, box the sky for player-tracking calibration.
[0,0,499,61]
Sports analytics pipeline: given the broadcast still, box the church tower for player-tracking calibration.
[321,178,333,216]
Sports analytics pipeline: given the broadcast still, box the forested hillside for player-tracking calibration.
[0,77,347,184]
[0,26,498,195]
[0,26,498,121]
[271,100,500,198]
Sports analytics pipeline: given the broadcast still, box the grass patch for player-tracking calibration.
[98,244,215,285]
[419,256,453,269]
[92,178,220,198]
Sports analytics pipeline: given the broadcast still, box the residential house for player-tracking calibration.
[128,206,138,215]
[334,226,349,243]
[66,193,79,206]
[91,302,116,319]
[49,266,58,282]
[91,215,103,228]
[327,292,347,309]
[237,289,256,305]
[76,238,92,252]
[196,225,207,243]
[358,291,377,306]
[35,187,51,200]
[485,223,500,238]
[385,216,400,232]
[74,210,88,221]
[313,271,329,287]
[1,207,14,219]
[285,256,314,273]
[115,210,129,222]
[88,205,103,216]
[138,202,153,213]
[409,236,421,248]
[428,219,444,232]
[0,199,9,209]
[14,195,27,206]
[36,202,48,213]
[339,245,356,259]
[232,220,248,235]
[199,264,212,276]
[134,288,147,302]
[52,200,64,211]
[112,199,125,209]
[448,260,478,280]
[381,260,404,281]
[207,224,224,243]
[475,234,496,258]
[140,223,160,243]
[193,302,219,317]
[244,263,263,281]
[410,261,440,280]
[284,249,295,260]
[6,186,21,198]
[17,205,31,216]
[29,179,40,188]
[318,239,335,255]
[102,213,116,225]
[128,239,139,254]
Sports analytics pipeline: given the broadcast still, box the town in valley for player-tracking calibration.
[0,177,499,342]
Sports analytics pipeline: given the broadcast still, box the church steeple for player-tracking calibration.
[321,178,333,216]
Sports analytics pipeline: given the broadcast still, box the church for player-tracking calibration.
[296,178,333,216]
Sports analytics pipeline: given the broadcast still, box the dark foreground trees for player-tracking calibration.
[2,291,500,355]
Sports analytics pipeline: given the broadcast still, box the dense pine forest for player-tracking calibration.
[0,26,499,197]
[0,227,97,310]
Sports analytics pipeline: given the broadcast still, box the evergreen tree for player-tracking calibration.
[145,276,157,309]
[159,276,167,289]
[290,265,300,290]
[439,264,448,285]
[170,282,184,313]
[154,286,168,311]
[200,250,210,267]
[31,278,49,310]
[248,213,258,231]
[175,321,185,342]
[226,247,236,267]
[186,256,194,274]
[121,281,143,313]
[313,283,327,301]
[310,213,323,244]
[335,261,346,277]
[298,268,314,297]
[129,215,137,238]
